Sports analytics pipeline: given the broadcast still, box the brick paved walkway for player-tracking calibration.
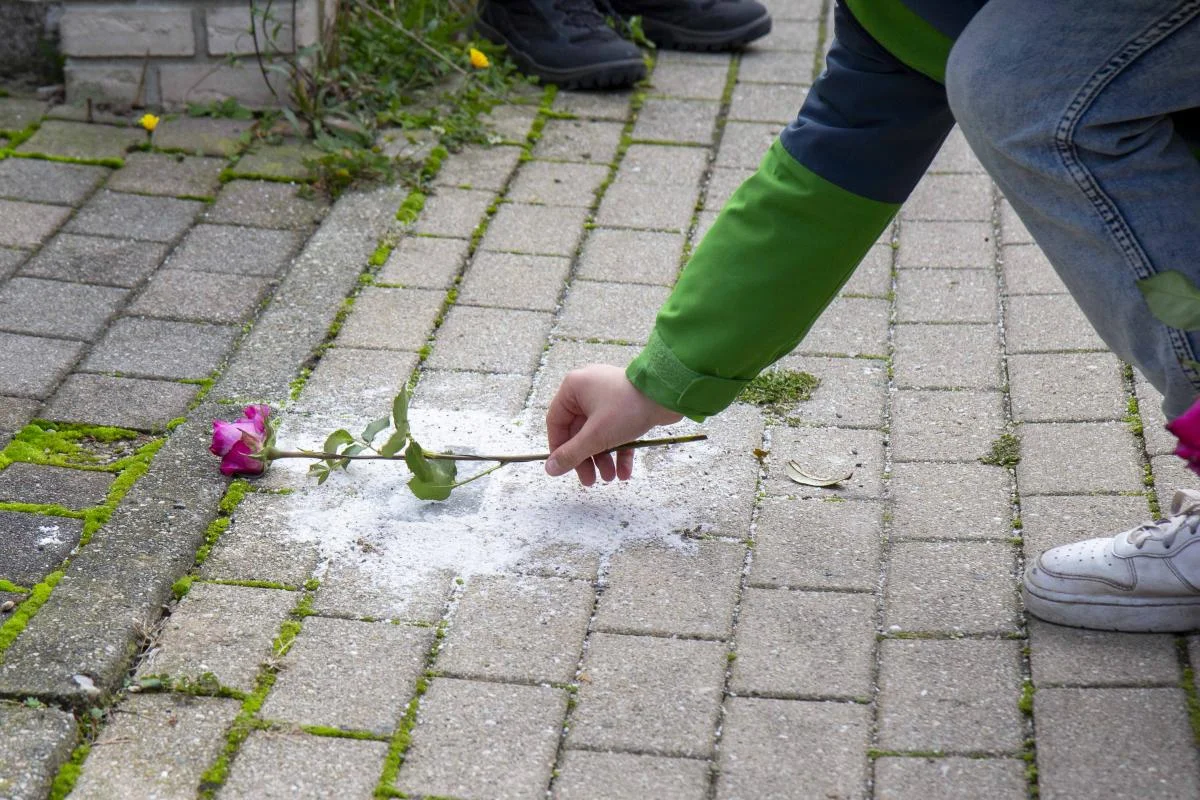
[3,1,1200,798]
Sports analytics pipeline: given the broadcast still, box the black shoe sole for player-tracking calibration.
[476,20,647,90]
[643,13,772,51]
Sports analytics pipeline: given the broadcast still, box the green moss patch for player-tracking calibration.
[737,369,820,413]
[980,433,1021,468]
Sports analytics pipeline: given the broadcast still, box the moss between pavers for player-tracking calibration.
[0,571,63,655]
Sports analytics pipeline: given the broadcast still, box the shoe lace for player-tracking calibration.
[1130,490,1200,550]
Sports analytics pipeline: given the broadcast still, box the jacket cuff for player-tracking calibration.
[626,329,748,421]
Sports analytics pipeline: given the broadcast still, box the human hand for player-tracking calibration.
[545,364,684,485]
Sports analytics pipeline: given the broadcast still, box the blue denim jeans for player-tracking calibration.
[946,0,1200,418]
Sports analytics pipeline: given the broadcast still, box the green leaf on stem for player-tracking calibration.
[1138,271,1200,331]
[393,389,410,442]
[324,429,354,454]
[379,430,407,458]
[404,439,457,501]
[361,416,391,445]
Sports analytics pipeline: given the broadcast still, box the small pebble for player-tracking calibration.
[0,600,15,613]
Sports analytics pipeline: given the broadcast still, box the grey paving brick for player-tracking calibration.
[480,102,540,142]
[1016,422,1144,495]
[232,141,321,180]
[70,694,240,800]
[553,90,634,120]
[728,82,802,124]
[533,119,624,163]
[771,355,888,427]
[596,179,698,232]
[842,243,893,296]
[19,233,167,287]
[633,98,720,143]
[480,202,589,255]
[200,493,320,586]
[896,220,993,268]
[508,160,609,207]
[221,731,388,800]
[297,347,418,420]
[902,174,993,222]
[458,251,570,312]
[335,286,444,351]
[884,540,1018,634]
[596,541,743,638]
[764,426,885,500]
[1008,352,1125,422]
[16,120,142,160]
[0,277,126,340]
[1005,294,1106,352]
[0,199,72,248]
[0,396,40,437]
[378,234,468,288]
[890,461,1013,540]
[732,587,874,699]
[556,280,670,344]
[654,50,733,68]
[510,543,603,582]
[928,128,986,174]
[756,19,821,51]
[649,60,729,99]
[0,246,25,278]
[891,390,1005,462]
[412,187,493,238]
[716,698,868,800]
[577,228,684,285]
[311,562,453,623]
[0,510,82,585]
[1028,619,1179,687]
[999,199,1034,244]
[67,190,203,243]
[1134,373,1175,457]
[0,97,48,131]
[1020,494,1152,555]
[1002,243,1066,294]
[1035,688,1200,800]
[896,269,997,323]
[874,757,1027,800]
[877,639,1024,752]
[893,324,1001,389]
[84,318,237,379]
[435,144,523,191]
[426,305,552,373]
[106,152,225,198]
[0,704,77,800]
[127,269,270,324]
[553,751,710,800]
[528,339,640,408]
[620,144,711,187]
[151,116,253,157]
[438,575,591,683]
[796,296,889,357]
[702,166,755,211]
[44,374,197,430]
[413,370,531,417]
[737,49,815,84]
[261,616,433,733]
[570,633,726,757]
[137,582,296,691]
[716,122,779,168]
[0,332,83,399]
[0,462,112,509]
[167,224,304,276]
[205,180,328,229]
[691,210,719,245]
[1149,453,1198,500]
[397,678,567,800]
[0,158,108,205]
[750,497,882,591]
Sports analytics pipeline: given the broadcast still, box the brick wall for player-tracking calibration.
[59,0,337,110]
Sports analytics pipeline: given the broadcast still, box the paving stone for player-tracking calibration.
[0,704,77,800]
[874,757,1027,800]
[0,158,108,205]
[0,462,112,509]
[1134,373,1175,457]
[507,160,609,206]
[556,280,670,344]
[691,209,720,245]
[732,587,874,699]
[654,50,733,68]
[438,575,591,683]
[755,19,821,51]
[595,540,743,638]
[127,269,270,324]
[413,370,531,417]
[750,497,881,590]
[221,731,388,800]
[528,339,641,408]
[0,396,40,436]
[458,251,570,312]
[70,694,240,800]
[928,127,986,174]
[770,355,888,427]
[553,89,634,120]
[136,582,296,691]
[1008,352,1125,422]
[232,141,320,180]
[633,98,720,143]
[728,83,802,124]
[378,234,468,288]
[412,187,493,238]
[84,317,238,379]
[0,198,72,248]
[716,122,779,168]
[0,510,83,585]
[892,324,1001,389]
[66,190,203,242]
[885,540,1018,634]
[595,179,698,232]
[902,174,993,221]
[890,461,1013,540]
[896,269,997,323]
[19,233,168,287]
[877,639,1024,752]
[311,561,453,622]
[533,119,624,163]
[200,493,319,586]
[737,49,816,84]
[480,202,589,255]
[106,151,225,198]
[553,751,710,800]
[796,296,889,357]
[1150,452,1199,500]
[43,374,197,430]
[0,246,25,279]
[0,277,126,340]
[896,220,993,268]
[426,306,552,373]
[1020,494,1152,556]
[0,332,84,399]
[435,144,523,191]
[1002,242,1067,294]
[577,228,684,285]
[397,678,567,800]
[1005,294,1107,352]
[649,60,729,99]
[891,390,1005,462]
[570,633,726,757]
[1035,688,1200,800]
[1000,199,1034,244]
[299,347,418,420]
[335,286,444,351]
[205,180,327,229]
[839,242,893,297]
[261,616,433,733]
[764,426,885,500]
[0,97,48,131]
[151,117,253,157]
[167,223,305,276]
[716,698,868,800]
[620,145,711,187]
[480,102,540,142]
[16,120,142,160]
[506,543,602,582]
[1016,422,1144,494]
[702,166,755,210]
[1028,619,1179,687]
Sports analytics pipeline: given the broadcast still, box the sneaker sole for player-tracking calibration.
[642,13,772,51]
[476,20,646,90]
[1022,584,1200,632]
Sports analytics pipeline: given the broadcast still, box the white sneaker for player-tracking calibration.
[1022,490,1200,632]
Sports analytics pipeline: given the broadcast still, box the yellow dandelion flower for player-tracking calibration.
[139,113,160,133]
[469,48,490,69]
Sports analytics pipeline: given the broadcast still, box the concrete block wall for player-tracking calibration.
[59,0,337,110]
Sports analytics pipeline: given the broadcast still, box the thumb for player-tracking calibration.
[545,417,613,477]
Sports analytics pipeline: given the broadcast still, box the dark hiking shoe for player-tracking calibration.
[476,0,646,89]
[611,0,771,50]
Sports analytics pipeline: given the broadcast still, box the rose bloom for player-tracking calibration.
[1167,398,1200,476]
[210,404,273,476]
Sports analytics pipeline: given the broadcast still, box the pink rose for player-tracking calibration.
[1167,398,1200,476]
[211,404,274,476]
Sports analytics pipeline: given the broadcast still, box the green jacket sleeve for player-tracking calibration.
[626,139,899,420]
